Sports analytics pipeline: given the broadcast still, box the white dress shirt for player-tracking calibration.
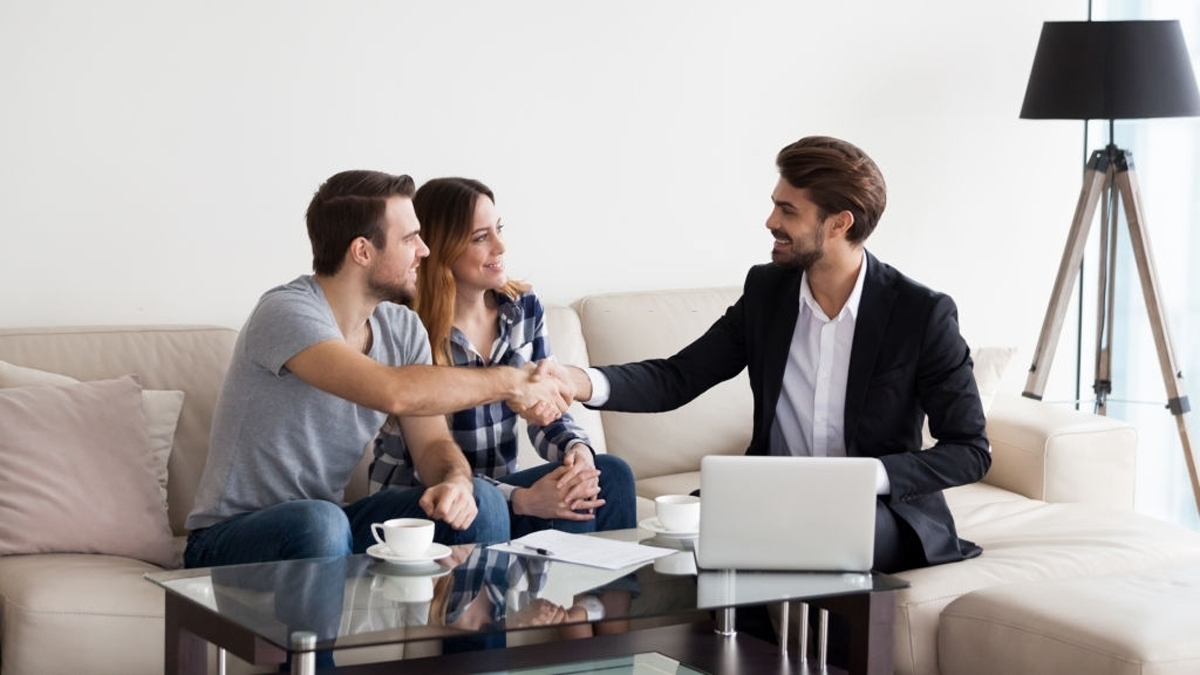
[769,256,889,493]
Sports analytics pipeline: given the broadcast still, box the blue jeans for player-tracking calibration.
[184,477,510,568]
[499,454,637,539]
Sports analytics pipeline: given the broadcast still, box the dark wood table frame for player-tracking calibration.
[164,583,898,675]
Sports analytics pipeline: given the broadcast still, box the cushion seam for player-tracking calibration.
[942,613,1145,664]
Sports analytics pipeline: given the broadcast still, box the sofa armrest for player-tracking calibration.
[983,393,1137,509]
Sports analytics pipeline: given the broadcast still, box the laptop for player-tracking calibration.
[695,455,877,572]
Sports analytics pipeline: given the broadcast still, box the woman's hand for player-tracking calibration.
[508,598,571,628]
[512,462,604,521]
[559,443,602,512]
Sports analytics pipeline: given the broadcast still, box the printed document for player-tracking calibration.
[490,530,675,570]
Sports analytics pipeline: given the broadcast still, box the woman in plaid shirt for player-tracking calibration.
[370,177,636,538]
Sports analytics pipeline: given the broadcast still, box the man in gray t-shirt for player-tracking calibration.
[184,170,573,568]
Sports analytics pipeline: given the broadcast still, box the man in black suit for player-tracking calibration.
[559,135,991,574]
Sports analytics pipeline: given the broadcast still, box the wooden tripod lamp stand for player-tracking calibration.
[1019,20,1200,511]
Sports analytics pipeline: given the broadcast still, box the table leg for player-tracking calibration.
[798,602,810,664]
[778,601,789,657]
[164,594,208,675]
[290,631,317,675]
[818,608,830,668]
[813,589,897,675]
[716,607,737,636]
[162,588,288,674]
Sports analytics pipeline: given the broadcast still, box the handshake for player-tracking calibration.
[505,359,589,426]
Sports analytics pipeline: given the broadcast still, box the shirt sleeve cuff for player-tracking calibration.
[874,458,890,495]
[575,594,606,621]
[584,367,611,406]
[487,477,518,502]
[567,441,596,460]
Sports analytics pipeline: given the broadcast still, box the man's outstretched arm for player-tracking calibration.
[287,340,570,423]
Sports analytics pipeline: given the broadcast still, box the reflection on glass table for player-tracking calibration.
[146,531,907,674]
[149,543,642,654]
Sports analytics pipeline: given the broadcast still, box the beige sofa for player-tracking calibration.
[3,286,1200,675]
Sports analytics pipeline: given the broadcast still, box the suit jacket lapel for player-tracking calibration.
[844,251,897,455]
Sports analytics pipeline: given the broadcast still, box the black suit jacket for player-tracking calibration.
[595,252,991,566]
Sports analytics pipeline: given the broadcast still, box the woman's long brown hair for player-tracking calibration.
[411,177,529,365]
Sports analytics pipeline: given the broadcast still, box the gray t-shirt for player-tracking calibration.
[185,275,430,531]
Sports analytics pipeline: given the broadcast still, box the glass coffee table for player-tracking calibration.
[146,530,906,675]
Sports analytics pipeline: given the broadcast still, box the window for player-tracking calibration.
[1099,0,1200,527]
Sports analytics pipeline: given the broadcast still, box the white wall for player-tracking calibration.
[1,0,1089,399]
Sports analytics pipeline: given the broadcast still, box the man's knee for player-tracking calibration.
[285,500,353,559]
[190,500,352,566]
[464,477,510,544]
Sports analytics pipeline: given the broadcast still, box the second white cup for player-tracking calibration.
[371,517,435,558]
[371,574,435,602]
[655,494,701,532]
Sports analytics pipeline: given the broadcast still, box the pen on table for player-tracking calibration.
[515,543,555,556]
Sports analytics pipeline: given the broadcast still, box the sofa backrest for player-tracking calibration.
[573,286,752,480]
[0,326,238,536]
[0,287,751,532]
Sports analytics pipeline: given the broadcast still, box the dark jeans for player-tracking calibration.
[184,477,510,568]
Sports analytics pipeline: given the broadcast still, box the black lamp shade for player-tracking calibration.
[1020,20,1200,120]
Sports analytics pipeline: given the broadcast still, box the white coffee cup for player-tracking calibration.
[371,574,435,602]
[655,494,701,532]
[370,518,435,558]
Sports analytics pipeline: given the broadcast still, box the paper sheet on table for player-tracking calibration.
[489,530,676,570]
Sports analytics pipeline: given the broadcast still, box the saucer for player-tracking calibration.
[639,517,698,538]
[366,542,452,565]
[368,561,453,578]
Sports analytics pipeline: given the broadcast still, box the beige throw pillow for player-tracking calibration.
[0,376,178,567]
[0,360,184,506]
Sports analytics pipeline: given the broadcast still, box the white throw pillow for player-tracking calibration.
[0,376,178,567]
[0,360,184,507]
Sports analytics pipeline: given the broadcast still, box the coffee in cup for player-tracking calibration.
[654,494,701,532]
[370,518,435,558]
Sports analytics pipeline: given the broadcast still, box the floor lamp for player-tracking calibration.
[1019,20,1200,512]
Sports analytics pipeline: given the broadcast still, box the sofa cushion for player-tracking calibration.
[0,326,240,537]
[939,565,1200,675]
[970,346,1016,413]
[0,553,166,675]
[0,376,178,568]
[0,359,185,506]
[891,497,1200,675]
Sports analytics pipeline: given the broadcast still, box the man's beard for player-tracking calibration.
[367,271,415,305]
[769,225,824,270]
[772,245,823,270]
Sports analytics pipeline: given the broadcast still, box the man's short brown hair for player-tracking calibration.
[776,136,887,243]
[305,170,416,275]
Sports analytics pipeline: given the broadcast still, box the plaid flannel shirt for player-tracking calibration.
[369,291,591,495]
[444,547,551,626]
